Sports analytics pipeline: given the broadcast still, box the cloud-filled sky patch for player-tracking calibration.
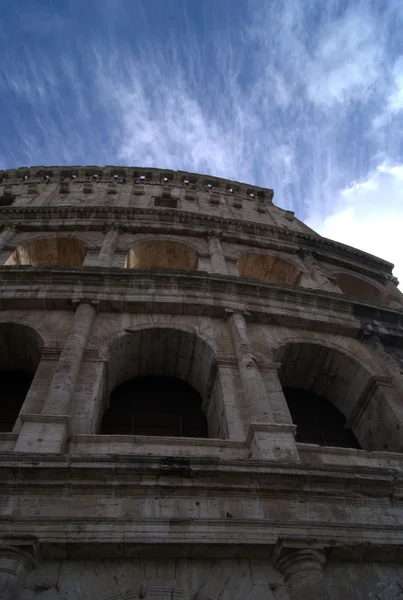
[0,0,403,280]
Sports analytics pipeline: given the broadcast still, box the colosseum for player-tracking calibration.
[0,165,403,599]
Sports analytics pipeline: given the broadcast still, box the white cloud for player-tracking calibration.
[305,11,381,106]
[306,162,403,285]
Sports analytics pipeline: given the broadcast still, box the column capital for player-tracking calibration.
[224,307,251,319]
[273,542,328,599]
[0,538,38,600]
[102,223,122,234]
[297,248,314,260]
[0,538,38,566]
[382,273,400,287]
[1,222,19,234]
[274,546,327,576]
[71,299,100,313]
[205,230,222,242]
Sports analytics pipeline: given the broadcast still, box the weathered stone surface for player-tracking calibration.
[0,166,402,598]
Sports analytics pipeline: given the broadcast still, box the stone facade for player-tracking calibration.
[0,166,403,599]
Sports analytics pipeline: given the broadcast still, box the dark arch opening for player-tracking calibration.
[101,375,208,438]
[284,386,360,448]
[336,272,386,304]
[0,371,34,432]
[0,323,42,432]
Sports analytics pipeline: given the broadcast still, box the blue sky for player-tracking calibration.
[1,1,403,280]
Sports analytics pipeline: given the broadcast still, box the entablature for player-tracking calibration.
[1,267,402,338]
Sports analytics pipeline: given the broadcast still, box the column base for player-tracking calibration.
[14,414,70,454]
[246,423,299,461]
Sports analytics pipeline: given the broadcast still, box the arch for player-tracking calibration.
[0,323,42,432]
[125,240,198,270]
[102,327,223,438]
[274,341,378,450]
[334,271,387,305]
[237,252,301,285]
[5,236,86,267]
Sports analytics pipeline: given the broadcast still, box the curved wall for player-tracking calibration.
[0,166,403,600]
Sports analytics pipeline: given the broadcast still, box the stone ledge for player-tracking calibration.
[1,268,403,337]
[0,451,400,499]
[1,520,403,561]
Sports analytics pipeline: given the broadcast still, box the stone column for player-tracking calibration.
[383,274,403,307]
[97,226,120,267]
[226,310,298,460]
[207,234,228,275]
[15,302,97,453]
[299,251,340,293]
[361,324,403,389]
[216,357,246,441]
[275,548,329,600]
[42,302,97,415]
[361,324,403,433]
[0,541,37,600]
[0,224,17,253]
[227,310,273,423]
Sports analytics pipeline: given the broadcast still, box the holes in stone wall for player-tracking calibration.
[5,237,86,267]
[125,240,197,270]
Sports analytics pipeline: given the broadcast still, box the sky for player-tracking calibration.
[0,1,403,281]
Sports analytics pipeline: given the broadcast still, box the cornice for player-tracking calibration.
[1,267,403,337]
[0,164,273,201]
[0,204,394,273]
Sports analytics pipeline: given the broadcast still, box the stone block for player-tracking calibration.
[14,414,70,454]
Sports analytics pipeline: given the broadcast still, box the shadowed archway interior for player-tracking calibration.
[237,253,301,285]
[102,328,224,438]
[125,240,198,270]
[283,386,360,448]
[276,342,370,449]
[0,323,42,432]
[5,236,86,267]
[336,272,387,305]
[101,375,208,437]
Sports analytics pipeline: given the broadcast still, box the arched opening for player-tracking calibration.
[283,387,360,448]
[5,236,86,267]
[125,240,198,270]
[0,323,42,432]
[102,328,222,438]
[237,253,301,285]
[276,342,369,449]
[335,272,387,305]
[101,375,208,437]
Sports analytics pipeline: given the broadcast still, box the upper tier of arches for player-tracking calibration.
[2,230,400,309]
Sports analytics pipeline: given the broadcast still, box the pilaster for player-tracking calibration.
[299,250,341,293]
[97,225,120,267]
[383,274,403,308]
[207,233,228,275]
[15,301,97,453]
[0,223,18,253]
[226,309,299,460]
[0,539,37,600]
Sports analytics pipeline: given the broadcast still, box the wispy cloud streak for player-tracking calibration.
[0,0,402,273]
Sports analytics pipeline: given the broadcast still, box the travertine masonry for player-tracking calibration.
[0,166,403,598]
